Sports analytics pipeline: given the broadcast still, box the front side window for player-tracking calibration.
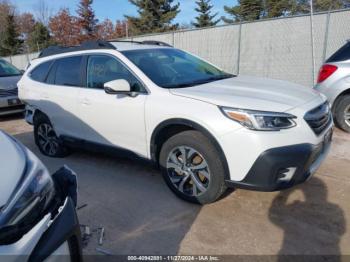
[0,59,22,77]
[86,55,143,92]
[122,48,234,88]
[54,56,82,87]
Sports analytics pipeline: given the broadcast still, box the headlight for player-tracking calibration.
[220,107,297,131]
[0,141,55,228]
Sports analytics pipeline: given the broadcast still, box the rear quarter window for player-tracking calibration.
[30,61,53,82]
[326,42,350,63]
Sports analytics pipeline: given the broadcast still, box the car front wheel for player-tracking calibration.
[34,114,70,157]
[159,130,227,204]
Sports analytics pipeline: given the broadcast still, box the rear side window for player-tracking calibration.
[326,42,350,63]
[30,61,53,82]
[54,56,82,87]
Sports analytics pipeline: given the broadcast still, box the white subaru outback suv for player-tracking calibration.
[18,40,333,204]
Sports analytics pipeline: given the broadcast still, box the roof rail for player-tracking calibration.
[141,40,172,47]
[109,39,172,47]
[109,40,143,44]
[38,40,117,58]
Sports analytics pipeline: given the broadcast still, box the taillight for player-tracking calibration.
[317,64,338,83]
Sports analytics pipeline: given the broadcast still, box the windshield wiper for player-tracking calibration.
[164,74,236,89]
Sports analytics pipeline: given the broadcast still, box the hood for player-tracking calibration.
[0,132,26,208]
[170,75,322,112]
[0,75,21,90]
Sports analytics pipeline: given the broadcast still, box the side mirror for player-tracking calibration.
[104,79,136,96]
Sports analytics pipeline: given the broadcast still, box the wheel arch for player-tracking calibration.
[332,88,350,112]
[150,118,230,180]
[33,108,48,123]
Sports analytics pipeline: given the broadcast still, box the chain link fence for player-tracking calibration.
[3,9,350,87]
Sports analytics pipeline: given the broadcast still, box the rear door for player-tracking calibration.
[43,55,84,138]
[77,54,148,156]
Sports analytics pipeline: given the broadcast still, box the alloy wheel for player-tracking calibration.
[345,104,350,127]
[37,123,60,156]
[166,146,210,197]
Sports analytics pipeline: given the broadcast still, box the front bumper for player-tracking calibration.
[0,97,24,116]
[0,198,82,262]
[225,130,332,191]
[29,198,82,262]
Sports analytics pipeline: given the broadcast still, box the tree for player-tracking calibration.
[115,20,128,38]
[311,0,350,12]
[265,0,291,18]
[34,0,50,26]
[17,12,36,39]
[192,0,220,28]
[0,0,14,49]
[222,0,350,23]
[97,19,115,40]
[27,22,51,52]
[125,0,180,35]
[0,12,22,56]
[76,0,98,41]
[49,8,80,46]
[0,1,13,32]
[222,0,263,23]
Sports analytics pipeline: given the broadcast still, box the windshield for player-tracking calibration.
[122,48,234,88]
[0,60,22,77]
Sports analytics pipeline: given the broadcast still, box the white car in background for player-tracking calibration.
[315,41,350,133]
[0,131,82,261]
[19,40,333,204]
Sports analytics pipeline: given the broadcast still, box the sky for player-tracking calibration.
[12,0,236,25]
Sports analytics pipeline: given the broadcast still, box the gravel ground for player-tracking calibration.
[1,114,349,257]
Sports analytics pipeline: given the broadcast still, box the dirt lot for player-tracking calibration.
[1,115,349,256]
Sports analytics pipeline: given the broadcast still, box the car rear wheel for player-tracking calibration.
[334,95,350,133]
[34,114,70,157]
[159,130,227,204]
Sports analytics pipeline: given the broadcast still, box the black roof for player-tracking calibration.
[38,40,117,58]
[38,40,173,58]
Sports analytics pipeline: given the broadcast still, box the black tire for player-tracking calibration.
[34,113,70,157]
[334,95,350,133]
[159,130,227,204]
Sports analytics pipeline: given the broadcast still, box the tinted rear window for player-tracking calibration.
[326,42,350,63]
[54,56,82,86]
[30,61,52,82]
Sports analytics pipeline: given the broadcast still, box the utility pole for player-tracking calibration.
[310,0,316,85]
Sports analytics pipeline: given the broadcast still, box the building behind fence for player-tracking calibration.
[3,9,350,87]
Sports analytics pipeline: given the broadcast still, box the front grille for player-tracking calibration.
[304,102,332,135]
[0,88,18,98]
[0,104,24,113]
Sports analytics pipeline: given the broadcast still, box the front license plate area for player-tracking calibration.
[7,98,21,106]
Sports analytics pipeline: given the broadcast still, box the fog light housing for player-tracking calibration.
[276,167,297,182]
